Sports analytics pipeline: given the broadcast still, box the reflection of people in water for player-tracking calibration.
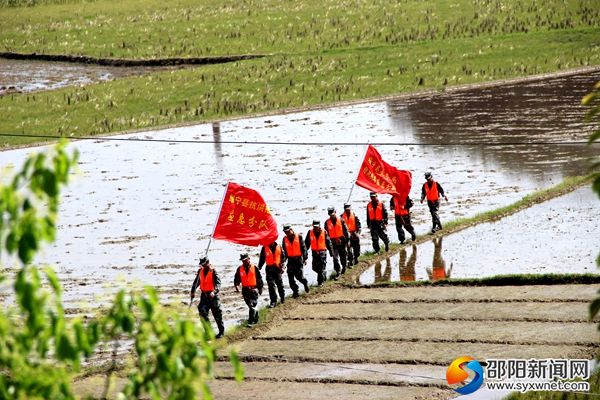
[426,237,452,281]
[399,245,417,282]
[373,257,392,283]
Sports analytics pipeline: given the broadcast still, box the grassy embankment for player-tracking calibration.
[0,0,599,147]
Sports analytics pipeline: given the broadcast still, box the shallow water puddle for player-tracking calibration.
[360,186,599,284]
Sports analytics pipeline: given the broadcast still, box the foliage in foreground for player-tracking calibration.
[583,82,600,332]
[0,142,241,399]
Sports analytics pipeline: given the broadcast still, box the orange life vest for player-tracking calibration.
[199,268,215,292]
[309,230,327,251]
[393,197,409,216]
[239,264,257,287]
[367,201,384,221]
[424,180,440,201]
[342,211,357,232]
[326,218,343,239]
[283,234,302,257]
[265,244,282,267]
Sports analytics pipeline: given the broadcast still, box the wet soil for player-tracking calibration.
[0,58,172,95]
[1,70,599,329]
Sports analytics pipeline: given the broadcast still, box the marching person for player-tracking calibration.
[281,224,310,298]
[190,257,225,338]
[234,253,264,326]
[390,194,416,244]
[324,206,350,277]
[258,240,286,308]
[342,203,362,266]
[305,220,333,285]
[366,192,390,253]
[420,172,449,234]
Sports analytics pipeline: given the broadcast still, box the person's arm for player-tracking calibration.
[420,184,426,203]
[233,267,241,292]
[341,219,350,240]
[190,269,200,299]
[437,182,448,201]
[299,234,308,261]
[257,246,266,269]
[355,215,362,234]
[212,269,221,295]
[382,203,388,225]
[325,231,333,255]
[390,197,395,212]
[255,267,264,293]
[279,243,287,266]
[305,231,311,252]
[366,206,371,227]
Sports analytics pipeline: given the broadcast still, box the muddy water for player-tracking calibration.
[359,186,599,284]
[1,70,599,327]
[0,58,167,95]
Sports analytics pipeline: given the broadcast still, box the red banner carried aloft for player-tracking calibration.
[355,145,412,201]
[213,182,279,247]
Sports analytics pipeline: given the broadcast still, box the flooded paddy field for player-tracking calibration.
[0,58,167,95]
[1,70,599,328]
[360,186,599,284]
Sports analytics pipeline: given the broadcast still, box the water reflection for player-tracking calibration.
[425,237,452,281]
[212,122,223,159]
[373,257,392,283]
[399,245,417,282]
[358,187,598,285]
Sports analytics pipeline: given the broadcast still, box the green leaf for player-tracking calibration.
[56,332,77,362]
[229,349,245,382]
[591,295,600,320]
[18,230,37,265]
[44,267,61,296]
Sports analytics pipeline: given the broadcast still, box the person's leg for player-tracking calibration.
[370,226,380,252]
[395,214,405,243]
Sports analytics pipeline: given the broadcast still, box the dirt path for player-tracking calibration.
[72,283,598,399]
[207,284,597,399]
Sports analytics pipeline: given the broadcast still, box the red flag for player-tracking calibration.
[213,182,278,247]
[355,145,412,201]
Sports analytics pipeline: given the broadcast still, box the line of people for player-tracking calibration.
[190,172,449,337]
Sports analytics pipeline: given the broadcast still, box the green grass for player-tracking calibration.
[1,0,598,58]
[0,0,599,147]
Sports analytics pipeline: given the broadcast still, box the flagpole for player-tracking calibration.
[203,182,229,258]
[346,143,370,204]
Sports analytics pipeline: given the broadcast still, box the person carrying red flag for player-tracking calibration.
[190,257,225,338]
[366,192,390,253]
[305,220,333,285]
[234,253,264,326]
[258,240,286,308]
[342,203,362,266]
[420,172,449,234]
[390,194,416,244]
[281,224,310,298]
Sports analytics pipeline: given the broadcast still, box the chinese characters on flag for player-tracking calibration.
[355,145,412,201]
[213,182,279,247]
